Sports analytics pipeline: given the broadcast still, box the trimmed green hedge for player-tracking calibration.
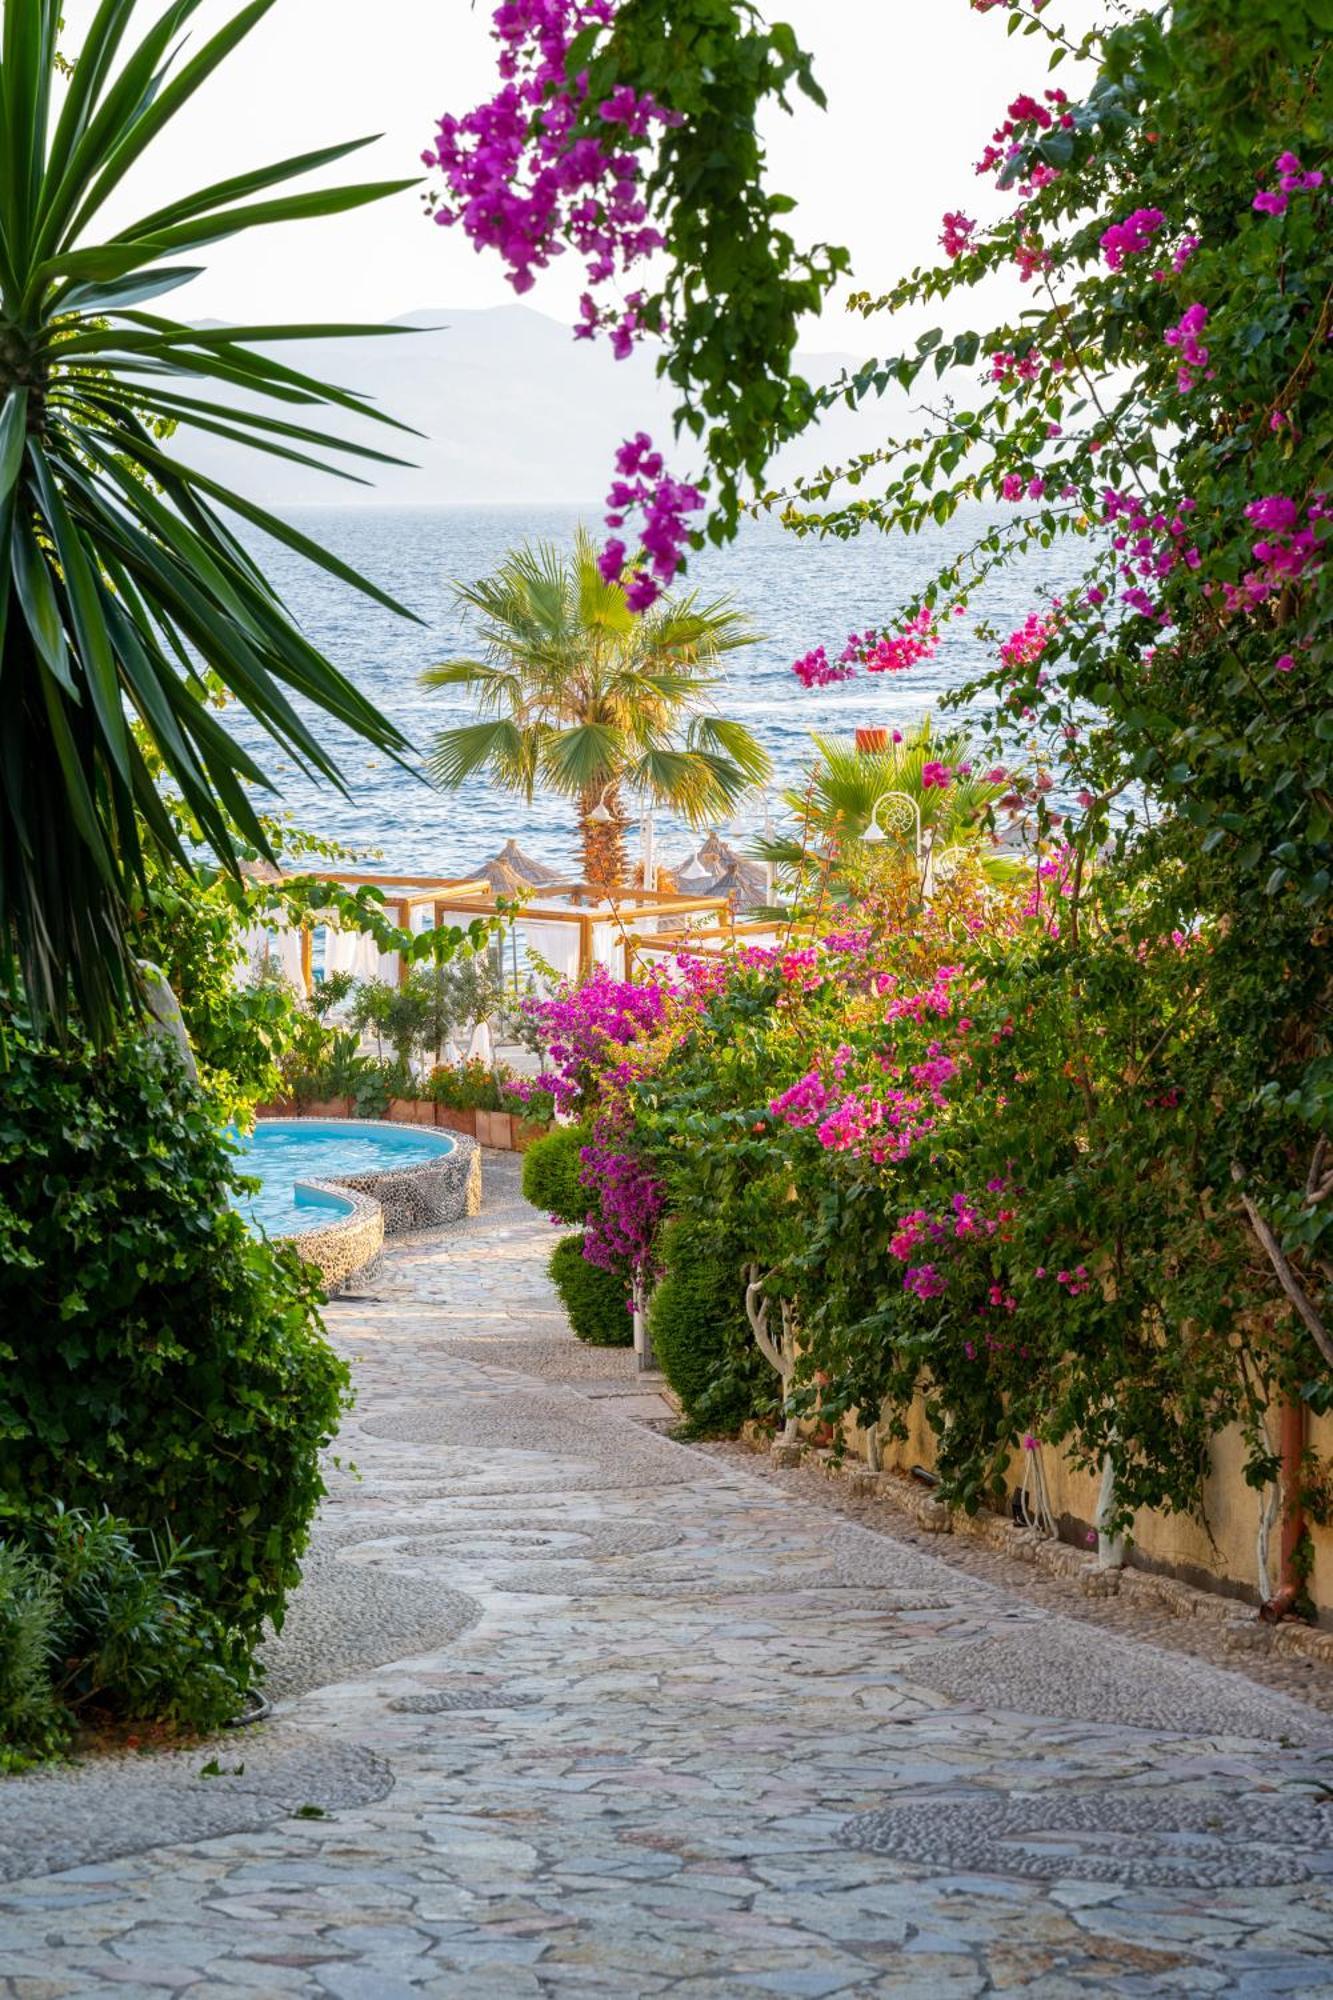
[522,1124,591,1224]
[647,1219,764,1433]
[549,1232,633,1345]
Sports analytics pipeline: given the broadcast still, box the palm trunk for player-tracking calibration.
[577,782,629,892]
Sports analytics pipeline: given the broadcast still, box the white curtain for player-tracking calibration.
[468,1019,494,1065]
[522,920,583,988]
[590,922,622,975]
[240,923,306,993]
[323,926,391,984]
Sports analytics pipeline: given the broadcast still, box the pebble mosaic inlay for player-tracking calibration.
[836,1786,1333,1888]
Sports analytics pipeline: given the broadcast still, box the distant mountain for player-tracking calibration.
[163,304,907,507]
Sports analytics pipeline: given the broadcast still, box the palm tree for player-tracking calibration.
[424,533,771,891]
[1,0,423,1039]
[758,720,1019,901]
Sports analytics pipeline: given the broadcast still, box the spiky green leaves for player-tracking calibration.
[0,0,422,1038]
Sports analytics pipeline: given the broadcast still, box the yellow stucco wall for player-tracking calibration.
[848,1397,1333,1622]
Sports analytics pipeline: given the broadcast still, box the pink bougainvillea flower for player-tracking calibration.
[904,1263,948,1300]
[1164,302,1209,392]
[600,432,703,610]
[791,644,854,690]
[425,0,675,346]
[1100,206,1165,270]
[940,211,976,260]
[1275,150,1324,193]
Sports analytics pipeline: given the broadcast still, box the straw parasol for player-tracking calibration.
[465,839,566,894]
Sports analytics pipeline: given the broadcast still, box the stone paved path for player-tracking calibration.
[5,1157,1333,1998]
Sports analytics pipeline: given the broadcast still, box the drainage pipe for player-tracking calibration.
[1280,1396,1307,1595]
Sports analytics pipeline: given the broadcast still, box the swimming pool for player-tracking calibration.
[229,1119,458,1236]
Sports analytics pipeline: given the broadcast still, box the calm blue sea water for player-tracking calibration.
[231,504,1084,876]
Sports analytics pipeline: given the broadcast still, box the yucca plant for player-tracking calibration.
[0,0,422,1038]
[424,531,770,891]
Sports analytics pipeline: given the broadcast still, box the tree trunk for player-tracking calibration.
[577,781,630,893]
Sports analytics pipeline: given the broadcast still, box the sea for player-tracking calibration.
[230,502,1087,880]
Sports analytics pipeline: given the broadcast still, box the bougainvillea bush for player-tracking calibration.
[477,0,1332,1546]
[523,854,1321,1531]
[784,0,1333,1403]
[425,0,850,605]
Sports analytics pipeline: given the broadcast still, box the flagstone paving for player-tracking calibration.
[4,1156,1333,1997]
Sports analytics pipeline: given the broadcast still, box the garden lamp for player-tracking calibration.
[861,790,922,857]
[588,781,616,825]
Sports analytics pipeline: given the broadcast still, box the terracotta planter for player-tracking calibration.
[434,1105,478,1138]
[512,1119,550,1152]
[389,1098,436,1126]
[475,1109,514,1150]
[855,726,891,755]
[299,1097,353,1120]
[254,1098,295,1119]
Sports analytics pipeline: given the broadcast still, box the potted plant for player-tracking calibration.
[501,1077,557,1150]
[428,1060,482,1137]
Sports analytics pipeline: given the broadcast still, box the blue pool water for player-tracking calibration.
[229,1119,456,1235]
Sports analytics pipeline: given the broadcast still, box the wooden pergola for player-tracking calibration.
[285,871,738,987]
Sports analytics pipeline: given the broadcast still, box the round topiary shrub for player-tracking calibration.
[548,1232,633,1345]
[522,1124,591,1224]
[0,1017,349,1653]
[647,1218,764,1432]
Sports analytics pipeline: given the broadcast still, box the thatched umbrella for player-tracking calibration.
[710,859,770,912]
[466,839,566,894]
[697,830,742,877]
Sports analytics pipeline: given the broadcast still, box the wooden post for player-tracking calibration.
[299,923,313,998]
[397,899,411,986]
[578,915,593,978]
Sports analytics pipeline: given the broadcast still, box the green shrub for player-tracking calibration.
[0,1508,246,1766]
[38,1506,245,1729]
[549,1233,633,1345]
[0,1017,349,1652]
[0,1545,63,1769]
[522,1125,591,1223]
[647,1219,765,1434]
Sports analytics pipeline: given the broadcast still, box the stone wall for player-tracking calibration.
[284,1183,384,1296]
[330,1131,482,1231]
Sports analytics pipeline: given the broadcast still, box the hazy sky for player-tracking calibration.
[64,0,1100,337]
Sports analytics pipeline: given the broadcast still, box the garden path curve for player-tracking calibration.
[4,1156,1333,1997]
